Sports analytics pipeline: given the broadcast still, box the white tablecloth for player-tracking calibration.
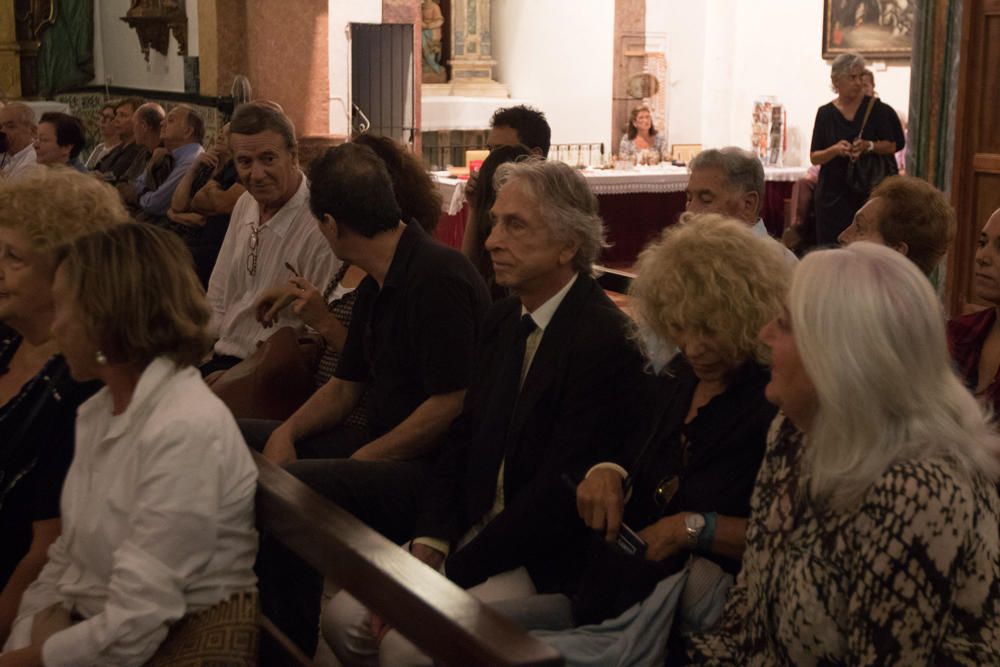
[433,173,467,215]
[431,165,810,213]
[582,166,691,195]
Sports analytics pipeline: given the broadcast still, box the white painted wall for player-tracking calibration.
[89,0,195,93]
[492,0,615,150]
[328,0,382,136]
[644,1,705,149]
[646,0,911,165]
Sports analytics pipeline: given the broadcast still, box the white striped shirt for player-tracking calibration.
[207,173,341,359]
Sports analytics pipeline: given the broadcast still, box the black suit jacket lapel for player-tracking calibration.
[466,300,524,518]
[504,276,595,456]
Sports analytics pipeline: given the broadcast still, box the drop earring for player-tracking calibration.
[95,350,108,365]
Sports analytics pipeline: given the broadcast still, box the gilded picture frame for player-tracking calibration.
[822,0,915,60]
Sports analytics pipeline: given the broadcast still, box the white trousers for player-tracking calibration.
[323,563,536,667]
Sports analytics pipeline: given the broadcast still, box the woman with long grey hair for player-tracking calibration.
[690,241,1000,664]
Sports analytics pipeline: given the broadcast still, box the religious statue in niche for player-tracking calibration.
[421,0,447,84]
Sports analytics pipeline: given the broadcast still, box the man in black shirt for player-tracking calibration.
[250,142,489,657]
[248,142,489,466]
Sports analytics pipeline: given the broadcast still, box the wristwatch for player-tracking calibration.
[684,513,706,548]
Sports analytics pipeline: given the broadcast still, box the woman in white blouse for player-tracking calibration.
[0,223,258,667]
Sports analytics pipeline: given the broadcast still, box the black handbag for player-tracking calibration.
[846,96,897,197]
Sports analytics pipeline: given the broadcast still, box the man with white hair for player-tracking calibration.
[686,146,798,264]
[319,158,646,666]
[0,103,37,179]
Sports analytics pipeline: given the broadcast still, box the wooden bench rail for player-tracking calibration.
[252,452,564,667]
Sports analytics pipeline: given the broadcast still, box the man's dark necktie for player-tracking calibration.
[486,313,537,441]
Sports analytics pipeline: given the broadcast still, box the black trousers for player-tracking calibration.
[243,418,432,658]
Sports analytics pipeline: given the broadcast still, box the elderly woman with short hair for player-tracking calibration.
[1,224,259,667]
[838,174,954,275]
[0,169,126,647]
[810,53,905,245]
[690,242,1000,664]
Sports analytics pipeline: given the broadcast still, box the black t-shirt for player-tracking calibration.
[335,222,490,443]
[0,334,99,588]
[573,357,776,624]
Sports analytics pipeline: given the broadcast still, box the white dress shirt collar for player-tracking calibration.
[242,170,308,239]
[79,357,177,442]
[520,272,579,332]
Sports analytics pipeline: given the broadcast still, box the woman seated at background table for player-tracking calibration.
[491,214,791,665]
[690,242,1000,665]
[1,224,259,667]
[949,206,1000,415]
[618,104,667,161]
[837,174,954,276]
[0,169,127,647]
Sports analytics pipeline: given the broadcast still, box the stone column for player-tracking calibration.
[449,0,507,97]
[0,2,22,99]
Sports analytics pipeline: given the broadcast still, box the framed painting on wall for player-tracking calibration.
[822,0,916,60]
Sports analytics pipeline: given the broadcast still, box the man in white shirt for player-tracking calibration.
[685,146,798,265]
[203,101,340,374]
[0,103,37,180]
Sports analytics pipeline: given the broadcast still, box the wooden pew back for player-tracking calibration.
[253,451,564,667]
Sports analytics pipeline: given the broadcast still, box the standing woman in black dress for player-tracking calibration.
[810,53,905,245]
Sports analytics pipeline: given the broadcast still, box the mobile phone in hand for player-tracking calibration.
[615,522,647,557]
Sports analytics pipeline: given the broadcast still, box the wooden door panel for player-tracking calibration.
[974,173,1000,233]
[977,14,1000,154]
[947,0,1000,314]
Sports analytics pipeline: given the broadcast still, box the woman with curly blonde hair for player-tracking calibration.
[572,212,790,618]
[488,214,791,663]
[0,168,126,646]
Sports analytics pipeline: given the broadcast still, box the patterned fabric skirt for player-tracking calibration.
[145,592,259,667]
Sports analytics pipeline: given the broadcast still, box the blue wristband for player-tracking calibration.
[697,512,717,552]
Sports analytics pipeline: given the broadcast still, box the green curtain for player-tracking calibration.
[907,0,962,191]
[37,0,94,98]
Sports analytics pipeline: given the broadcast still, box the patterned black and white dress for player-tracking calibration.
[688,415,1000,666]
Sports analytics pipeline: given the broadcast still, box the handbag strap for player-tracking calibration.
[855,96,877,141]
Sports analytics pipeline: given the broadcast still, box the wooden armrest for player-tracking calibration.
[252,451,563,667]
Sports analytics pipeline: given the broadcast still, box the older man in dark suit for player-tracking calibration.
[324,158,646,667]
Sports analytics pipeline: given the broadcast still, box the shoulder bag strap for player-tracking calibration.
[855,96,878,141]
